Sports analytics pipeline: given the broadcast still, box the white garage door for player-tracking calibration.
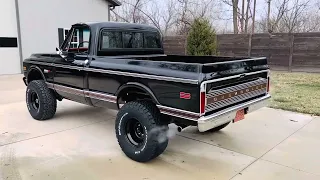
[0,0,21,75]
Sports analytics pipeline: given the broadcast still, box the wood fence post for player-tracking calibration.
[288,33,294,72]
[248,34,252,57]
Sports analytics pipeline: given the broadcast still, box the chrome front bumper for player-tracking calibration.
[197,94,271,132]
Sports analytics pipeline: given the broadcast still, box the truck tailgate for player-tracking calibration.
[200,57,269,115]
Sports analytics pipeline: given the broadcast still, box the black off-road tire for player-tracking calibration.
[26,80,57,120]
[152,125,169,159]
[115,101,169,162]
[208,122,230,132]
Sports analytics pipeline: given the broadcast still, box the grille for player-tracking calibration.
[205,78,267,112]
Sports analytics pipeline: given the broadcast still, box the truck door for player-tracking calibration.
[53,27,90,105]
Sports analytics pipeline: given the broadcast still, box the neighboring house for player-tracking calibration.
[0,0,121,75]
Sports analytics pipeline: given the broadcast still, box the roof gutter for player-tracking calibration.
[107,0,121,7]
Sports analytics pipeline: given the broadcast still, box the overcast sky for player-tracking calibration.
[138,0,320,32]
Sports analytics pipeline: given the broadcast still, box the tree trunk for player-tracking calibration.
[245,0,250,33]
[241,0,245,33]
[252,0,257,34]
[233,0,239,34]
[267,0,271,32]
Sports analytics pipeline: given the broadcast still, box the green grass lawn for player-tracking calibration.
[269,71,320,116]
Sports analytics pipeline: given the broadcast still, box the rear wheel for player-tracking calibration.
[26,80,57,120]
[115,101,169,162]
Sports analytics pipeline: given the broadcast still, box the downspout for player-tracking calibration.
[14,0,24,73]
[108,6,111,21]
[109,5,116,21]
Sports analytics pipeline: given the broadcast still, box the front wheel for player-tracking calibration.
[26,80,57,120]
[115,101,169,162]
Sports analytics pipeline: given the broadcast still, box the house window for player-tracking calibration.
[0,37,18,47]
[66,29,79,49]
[58,28,79,48]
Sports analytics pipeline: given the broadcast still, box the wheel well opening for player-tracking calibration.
[117,86,174,125]
[117,87,155,106]
[27,69,44,83]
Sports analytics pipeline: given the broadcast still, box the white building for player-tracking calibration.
[0,0,121,75]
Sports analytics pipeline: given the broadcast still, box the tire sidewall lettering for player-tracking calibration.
[118,113,128,136]
[26,88,31,111]
[134,126,148,154]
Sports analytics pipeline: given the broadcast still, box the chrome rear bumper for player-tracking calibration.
[197,94,271,132]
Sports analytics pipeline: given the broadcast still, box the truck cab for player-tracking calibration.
[57,22,164,58]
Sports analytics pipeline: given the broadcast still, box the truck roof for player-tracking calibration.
[72,21,160,32]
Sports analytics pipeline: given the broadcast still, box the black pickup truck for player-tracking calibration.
[22,22,271,162]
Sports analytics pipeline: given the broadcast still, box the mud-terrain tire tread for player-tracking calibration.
[115,101,169,162]
[26,80,57,120]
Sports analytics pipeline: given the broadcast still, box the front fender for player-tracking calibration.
[26,65,47,83]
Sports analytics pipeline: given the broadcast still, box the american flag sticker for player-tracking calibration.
[180,92,191,99]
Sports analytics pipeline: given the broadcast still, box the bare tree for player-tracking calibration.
[256,0,320,33]
[267,0,271,32]
[232,0,239,34]
[282,0,310,33]
[111,0,148,23]
[244,0,251,33]
[241,0,245,32]
[223,0,255,34]
[161,0,177,35]
[174,0,218,35]
[222,0,239,33]
[252,0,257,33]
[111,0,223,35]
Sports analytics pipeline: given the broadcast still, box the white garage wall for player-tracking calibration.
[0,0,21,75]
[18,0,110,60]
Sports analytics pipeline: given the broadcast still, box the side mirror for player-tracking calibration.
[56,47,75,62]
[64,52,75,62]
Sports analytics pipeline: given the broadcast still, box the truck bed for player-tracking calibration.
[108,54,269,82]
[111,54,270,116]
[126,54,260,64]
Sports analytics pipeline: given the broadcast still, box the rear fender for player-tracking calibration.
[116,82,160,105]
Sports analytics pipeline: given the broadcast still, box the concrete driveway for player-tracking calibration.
[0,74,319,180]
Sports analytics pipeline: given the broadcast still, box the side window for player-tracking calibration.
[61,27,90,52]
[101,31,122,49]
[80,29,90,48]
[145,32,161,48]
[123,32,144,48]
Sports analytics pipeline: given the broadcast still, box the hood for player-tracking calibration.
[24,53,61,63]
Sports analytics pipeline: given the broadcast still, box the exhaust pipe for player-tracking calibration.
[177,125,189,132]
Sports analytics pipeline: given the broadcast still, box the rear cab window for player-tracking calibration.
[144,32,161,49]
[99,29,162,51]
[101,31,122,49]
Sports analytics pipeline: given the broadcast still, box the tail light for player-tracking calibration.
[200,92,206,115]
[267,77,270,92]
